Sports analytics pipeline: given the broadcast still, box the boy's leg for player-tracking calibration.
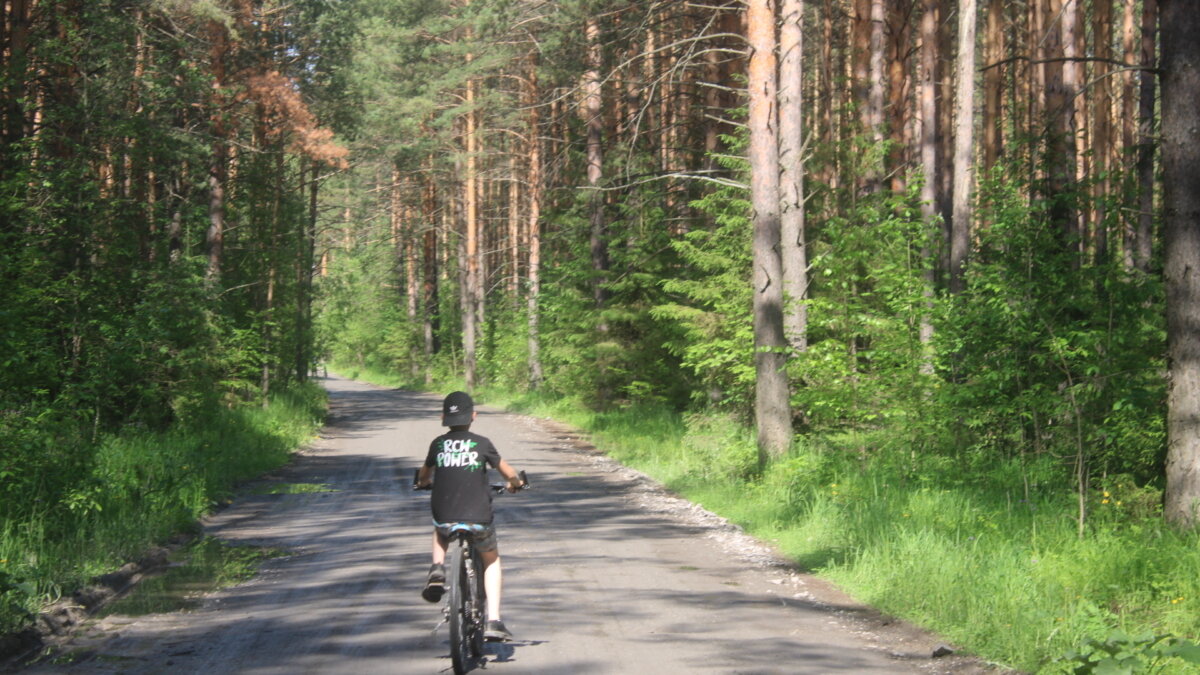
[422,529,449,602]
[431,529,447,564]
[480,548,513,641]
[480,549,501,620]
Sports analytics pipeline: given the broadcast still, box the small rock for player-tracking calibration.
[932,644,955,658]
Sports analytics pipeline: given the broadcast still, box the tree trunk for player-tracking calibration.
[1121,0,1137,270]
[886,0,913,194]
[820,0,836,188]
[298,162,319,383]
[1162,0,1200,527]
[982,0,1003,171]
[949,0,977,294]
[917,0,940,371]
[1043,0,1077,246]
[1134,0,1158,273]
[1093,0,1113,265]
[508,153,520,302]
[867,0,886,141]
[852,0,872,131]
[748,0,792,463]
[584,16,608,315]
[1062,0,1083,258]
[464,74,480,389]
[3,0,30,151]
[938,1,956,241]
[526,61,544,390]
[205,19,230,287]
[780,0,808,355]
[422,160,439,376]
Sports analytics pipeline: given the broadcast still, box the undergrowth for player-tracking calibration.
[0,383,325,633]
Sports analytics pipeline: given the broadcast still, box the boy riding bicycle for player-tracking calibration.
[415,391,525,642]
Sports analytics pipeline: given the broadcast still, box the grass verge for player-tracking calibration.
[0,383,325,634]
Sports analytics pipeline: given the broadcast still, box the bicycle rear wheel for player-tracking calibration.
[468,554,486,657]
[447,537,472,674]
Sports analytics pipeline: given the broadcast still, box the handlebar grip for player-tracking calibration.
[519,470,529,489]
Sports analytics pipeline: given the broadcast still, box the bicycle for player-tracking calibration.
[413,469,529,674]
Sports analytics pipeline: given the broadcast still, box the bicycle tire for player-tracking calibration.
[447,537,472,674]
[469,554,486,657]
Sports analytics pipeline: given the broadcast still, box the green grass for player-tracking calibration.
[0,383,325,633]
[247,482,337,496]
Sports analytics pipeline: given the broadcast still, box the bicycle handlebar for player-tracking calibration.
[412,468,529,492]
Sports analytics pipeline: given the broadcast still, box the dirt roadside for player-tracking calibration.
[10,376,1013,674]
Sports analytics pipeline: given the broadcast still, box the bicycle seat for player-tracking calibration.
[439,522,489,538]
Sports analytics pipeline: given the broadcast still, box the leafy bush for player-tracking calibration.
[1053,631,1200,674]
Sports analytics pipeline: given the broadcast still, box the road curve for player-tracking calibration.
[26,376,991,674]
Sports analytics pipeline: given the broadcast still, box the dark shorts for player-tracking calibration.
[433,520,498,553]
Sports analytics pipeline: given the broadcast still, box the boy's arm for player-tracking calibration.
[416,464,434,488]
[496,459,525,492]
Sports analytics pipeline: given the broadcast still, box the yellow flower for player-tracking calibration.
[902,513,910,518]
[1102,499,1110,504]
[1103,491,1111,497]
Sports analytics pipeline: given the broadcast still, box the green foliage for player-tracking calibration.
[935,164,1166,482]
[0,384,325,633]
[1054,631,1200,674]
[655,179,756,412]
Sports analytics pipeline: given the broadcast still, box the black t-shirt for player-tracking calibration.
[423,429,503,524]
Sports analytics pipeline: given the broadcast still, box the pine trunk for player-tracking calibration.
[917,0,940,372]
[748,0,792,463]
[983,0,1003,171]
[1093,0,1113,265]
[525,60,544,390]
[585,17,608,316]
[1162,0,1200,527]
[1134,0,1158,273]
[206,20,229,287]
[464,71,480,389]
[949,0,977,294]
[780,0,808,355]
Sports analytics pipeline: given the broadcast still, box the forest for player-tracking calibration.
[2,0,1199,671]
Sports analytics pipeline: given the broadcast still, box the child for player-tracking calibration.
[415,391,525,642]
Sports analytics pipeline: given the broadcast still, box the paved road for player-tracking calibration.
[27,376,987,674]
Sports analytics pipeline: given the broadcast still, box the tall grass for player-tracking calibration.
[0,384,325,632]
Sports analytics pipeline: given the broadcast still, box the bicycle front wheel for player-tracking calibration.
[447,538,472,674]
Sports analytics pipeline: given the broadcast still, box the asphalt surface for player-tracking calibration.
[24,375,991,674]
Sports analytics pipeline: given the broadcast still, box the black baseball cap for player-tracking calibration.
[442,391,474,426]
